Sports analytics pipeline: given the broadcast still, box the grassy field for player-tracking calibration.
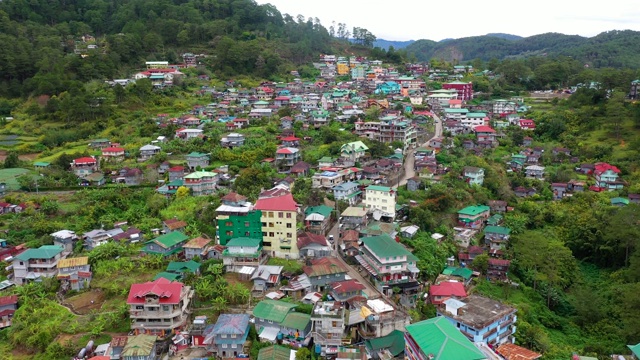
[0,168,32,190]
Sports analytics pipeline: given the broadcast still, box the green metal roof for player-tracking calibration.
[486,214,503,226]
[252,300,297,323]
[146,231,188,249]
[405,317,485,360]
[484,226,511,235]
[444,108,469,113]
[341,141,369,152]
[166,260,201,273]
[305,205,333,217]
[366,185,392,192]
[318,156,336,163]
[153,272,181,281]
[611,197,629,205]
[257,345,292,360]
[457,205,490,216]
[628,343,640,358]
[365,329,405,357]
[466,112,487,117]
[361,234,417,261]
[33,162,50,167]
[16,245,64,261]
[186,152,209,158]
[442,266,473,280]
[280,312,311,331]
[226,237,262,248]
[184,170,216,179]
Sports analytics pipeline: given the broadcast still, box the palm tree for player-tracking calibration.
[212,296,228,314]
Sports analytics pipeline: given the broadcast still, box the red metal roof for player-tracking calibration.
[429,281,467,297]
[0,295,18,306]
[330,279,365,294]
[280,136,300,141]
[276,147,298,154]
[73,157,96,164]
[473,125,496,133]
[254,193,297,211]
[127,278,184,305]
[488,258,511,266]
[102,147,124,152]
[594,162,620,174]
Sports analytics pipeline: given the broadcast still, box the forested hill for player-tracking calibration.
[0,0,337,97]
[405,30,640,68]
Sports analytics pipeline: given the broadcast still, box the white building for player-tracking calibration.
[363,185,396,219]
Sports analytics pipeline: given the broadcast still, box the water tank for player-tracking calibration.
[85,340,94,352]
[77,348,86,358]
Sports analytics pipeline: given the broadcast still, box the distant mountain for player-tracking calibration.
[373,39,415,50]
[404,30,640,68]
[485,33,523,41]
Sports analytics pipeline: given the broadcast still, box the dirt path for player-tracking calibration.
[399,113,443,186]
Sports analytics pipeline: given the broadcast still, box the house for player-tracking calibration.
[251,265,283,292]
[525,165,545,180]
[222,237,266,273]
[102,146,125,161]
[341,141,369,162]
[356,234,420,306]
[139,144,161,160]
[279,274,312,299]
[117,167,144,186]
[71,157,98,178]
[496,343,542,360]
[519,119,536,130]
[0,295,18,329]
[128,278,194,336]
[220,133,245,148]
[594,162,623,190]
[629,194,640,204]
[310,302,347,357]
[488,258,511,280]
[514,186,537,198]
[332,182,361,205]
[182,237,212,260]
[185,152,210,171]
[457,205,490,229]
[436,295,517,346]
[252,300,312,343]
[329,279,366,302]
[168,166,185,182]
[176,128,204,140]
[484,226,511,251]
[51,229,78,253]
[304,205,333,235]
[303,257,349,290]
[488,200,507,213]
[121,335,157,360]
[216,203,262,246]
[611,197,629,207]
[297,232,331,259]
[340,207,368,230]
[473,125,496,143]
[357,298,411,339]
[57,257,92,291]
[318,157,336,168]
[551,183,568,200]
[163,219,188,233]
[404,317,486,360]
[13,245,67,285]
[400,225,420,238]
[90,138,111,149]
[578,163,595,174]
[363,185,396,219]
[143,231,189,257]
[254,191,299,259]
[290,161,311,177]
[568,180,586,193]
[165,260,201,277]
[275,147,301,173]
[183,170,217,196]
[406,177,422,192]
[443,81,473,100]
[463,167,484,186]
[365,329,406,360]
[429,281,467,305]
[207,314,251,358]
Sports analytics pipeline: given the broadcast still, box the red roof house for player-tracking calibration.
[429,281,467,305]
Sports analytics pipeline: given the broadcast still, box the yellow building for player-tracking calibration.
[254,192,299,259]
[364,185,397,219]
[337,62,350,76]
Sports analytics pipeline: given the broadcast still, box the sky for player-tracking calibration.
[255,0,640,41]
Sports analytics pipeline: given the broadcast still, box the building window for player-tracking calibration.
[268,212,274,218]
[244,222,250,227]
[225,221,233,226]
[162,305,169,311]
[286,223,292,229]
[222,344,228,348]
[221,334,227,338]
[278,212,283,218]
[269,222,274,227]
[269,232,274,237]
[286,213,292,218]
[262,232,267,237]
[226,231,233,236]
[262,222,267,227]
[286,233,292,238]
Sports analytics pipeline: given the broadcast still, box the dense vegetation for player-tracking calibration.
[406,30,640,67]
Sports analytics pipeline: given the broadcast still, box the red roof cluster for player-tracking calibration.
[594,162,620,175]
[127,278,183,305]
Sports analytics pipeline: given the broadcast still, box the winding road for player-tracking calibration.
[398,112,443,187]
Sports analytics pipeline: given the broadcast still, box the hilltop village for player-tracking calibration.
[0,51,639,360]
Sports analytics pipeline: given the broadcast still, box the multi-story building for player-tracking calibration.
[356,299,411,340]
[101,146,125,161]
[222,237,267,273]
[340,141,369,162]
[363,185,396,219]
[208,314,251,358]
[139,144,161,160]
[492,99,517,115]
[332,182,361,205]
[354,118,417,151]
[484,226,511,251]
[329,280,366,302]
[57,257,92,291]
[463,112,488,128]
[252,300,312,343]
[310,302,346,357]
[304,205,333,235]
[71,156,98,178]
[463,167,485,186]
[143,231,189,257]
[254,191,299,259]
[127,278,194,337]
[185,152,210,171]
[404,316,487,360]
[183,170,217,196]
[594,162,623,190]
[443,108,469,120]
[220,133,245,148]
[340,206,368,231]
[0,295,18,329]
[442,81,473,100]
[275,147,301,173]
[51,229,78,253]
[12,245,67,285]
[356,234,420,306]
[182,236,212,260]
[436,295,517,346]
[312,168,361,190]
[457,205,490,229]
[303,257,349,291]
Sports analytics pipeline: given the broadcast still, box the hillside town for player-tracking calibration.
[1,47,640,360]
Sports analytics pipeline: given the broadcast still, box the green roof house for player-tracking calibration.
[341,141,369,161]
[457,205,491,229]
[253,299,312,339]
[143,231,189,257]
[13,245,66,285]
[404,317,485,360]
[166,260,201,275]
[365,329,406,358]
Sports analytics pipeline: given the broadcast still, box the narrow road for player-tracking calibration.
[398,112,443,187]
